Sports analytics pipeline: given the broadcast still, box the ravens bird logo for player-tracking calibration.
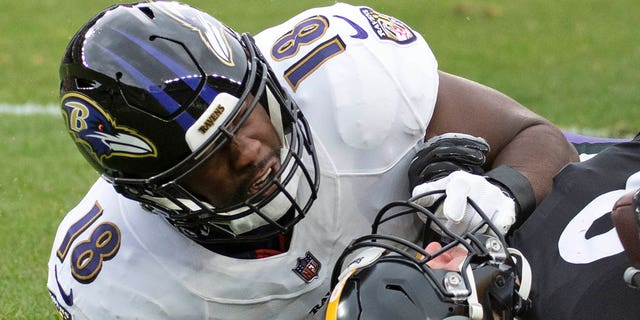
[61,92,157,163]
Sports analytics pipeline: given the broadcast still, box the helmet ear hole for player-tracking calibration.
[384,284,416,305]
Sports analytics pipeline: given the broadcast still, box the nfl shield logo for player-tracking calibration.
[293,251,321,283]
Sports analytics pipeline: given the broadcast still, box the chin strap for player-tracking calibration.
[463,263,484,320]
[508,247,533,318]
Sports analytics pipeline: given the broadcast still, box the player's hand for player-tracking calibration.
[412,170,516,236]
[408,133,489,191]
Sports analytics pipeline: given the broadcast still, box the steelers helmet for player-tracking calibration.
[59,1,319,243]
[326,192,532,320]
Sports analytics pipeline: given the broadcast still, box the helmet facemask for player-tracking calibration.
[328,193,531,320]
[109,32,319,244]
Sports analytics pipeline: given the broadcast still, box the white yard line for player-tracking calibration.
[0,104,59,115]
[0,103,631,139]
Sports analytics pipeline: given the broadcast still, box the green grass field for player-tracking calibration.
[1,0,638,318]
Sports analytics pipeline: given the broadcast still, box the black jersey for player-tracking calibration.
[510,136,640,320]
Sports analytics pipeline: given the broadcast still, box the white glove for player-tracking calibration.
[412,170,516,236]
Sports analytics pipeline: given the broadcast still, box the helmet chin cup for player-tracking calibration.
[60,2,319,243]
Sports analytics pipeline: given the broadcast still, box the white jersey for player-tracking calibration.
[47,3,438,319]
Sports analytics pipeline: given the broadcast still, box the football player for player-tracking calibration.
[47,1,577,319]
[509,133,640,319]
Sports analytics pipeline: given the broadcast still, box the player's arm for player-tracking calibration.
[426,71,579,206]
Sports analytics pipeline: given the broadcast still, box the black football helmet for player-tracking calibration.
[327,191,532,320]
[59,1,319,243]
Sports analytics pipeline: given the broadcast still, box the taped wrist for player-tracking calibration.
[485,165,536,224]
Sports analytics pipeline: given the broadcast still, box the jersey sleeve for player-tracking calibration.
[46,179,202,319]
[254,3,439,174]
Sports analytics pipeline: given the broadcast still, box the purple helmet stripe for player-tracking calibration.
[95,43,194,131]
[113,28,220,106]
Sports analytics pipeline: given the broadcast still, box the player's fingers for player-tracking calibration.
[424,241,442,254]
[443,172,470,222]
[412,177,448,207]
[425,242,468,271]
